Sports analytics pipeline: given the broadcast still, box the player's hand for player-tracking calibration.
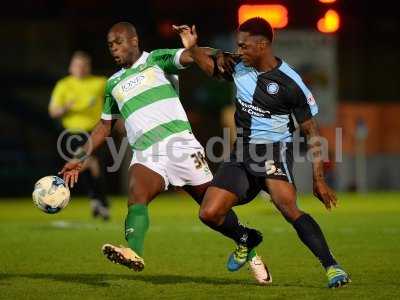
[313,179,337,210]
[216,52,237,74]
[172,24,198,49]
[58,159,83,188]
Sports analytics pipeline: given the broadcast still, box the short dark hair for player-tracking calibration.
[238,17,274,42]
[71,50,91,62]
[110,22,138,37]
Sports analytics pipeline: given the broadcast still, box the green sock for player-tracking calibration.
[248,248,257,260]
[125,204,149,257]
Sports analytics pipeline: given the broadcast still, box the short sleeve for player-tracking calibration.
[148,49,186,74]
[101,82,120,120]
[292,80,318,124]
[49,80,66,108]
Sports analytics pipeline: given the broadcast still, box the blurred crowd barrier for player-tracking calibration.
[295,103,400,193]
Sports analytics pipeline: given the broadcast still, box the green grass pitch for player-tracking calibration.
[0,192,399,299]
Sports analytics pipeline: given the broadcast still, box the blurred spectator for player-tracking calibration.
[48,51,110,220]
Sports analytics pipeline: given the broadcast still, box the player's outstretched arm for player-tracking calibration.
[173,25,237,79]
[173,24,217,76]
[59,119,113,188]
[300,118,338,210]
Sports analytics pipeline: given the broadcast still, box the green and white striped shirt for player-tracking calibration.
[101,49,192,151]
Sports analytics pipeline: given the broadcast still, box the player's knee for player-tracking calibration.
[283,207,304,223]
[128,193,150,206]
[128,186,150,206]
[276,201,303,223]
[199,206,222,226]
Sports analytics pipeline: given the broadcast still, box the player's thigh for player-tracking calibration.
[201,186,239,223]
[201,163,250,217]
[265,178,302,220]
[128,163,165,205]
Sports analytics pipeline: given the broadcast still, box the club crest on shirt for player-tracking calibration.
[266,82,279,94]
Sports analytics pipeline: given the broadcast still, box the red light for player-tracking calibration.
[317,9,340,33]
[318,0,337,3]
[238,5,288,29]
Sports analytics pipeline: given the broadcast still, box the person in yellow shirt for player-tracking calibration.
[49,51,110,220]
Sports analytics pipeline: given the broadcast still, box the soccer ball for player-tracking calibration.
[32,176,70,214]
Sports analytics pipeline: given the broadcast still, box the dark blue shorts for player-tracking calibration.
[210,142,294,204]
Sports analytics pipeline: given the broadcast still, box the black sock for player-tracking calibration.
[79,171,94,197]
[81,171,109,208]
[292,213,337,269]
[189,192,249,245]
[205,210,248,244]
[91,175,109,207]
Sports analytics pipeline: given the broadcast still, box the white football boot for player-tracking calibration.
[248,255,272,285]
[102,244,144,271]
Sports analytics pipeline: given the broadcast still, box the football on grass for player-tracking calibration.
[32,176,70,214]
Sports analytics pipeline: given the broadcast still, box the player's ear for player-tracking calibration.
[131,36,139,47]
[257,40,269,52]
[257,37,268,48]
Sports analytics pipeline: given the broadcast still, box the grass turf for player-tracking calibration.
[0,192,399,299]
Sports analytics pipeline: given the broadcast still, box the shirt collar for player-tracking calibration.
[131,51,149,69]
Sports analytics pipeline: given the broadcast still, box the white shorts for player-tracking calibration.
[130,132,213,190]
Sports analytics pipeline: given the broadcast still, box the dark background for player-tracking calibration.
[1,0,399,196]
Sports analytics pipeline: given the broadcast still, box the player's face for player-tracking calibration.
[107,30,138,67]
[236,31,268,67]
[69,57,91,78]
